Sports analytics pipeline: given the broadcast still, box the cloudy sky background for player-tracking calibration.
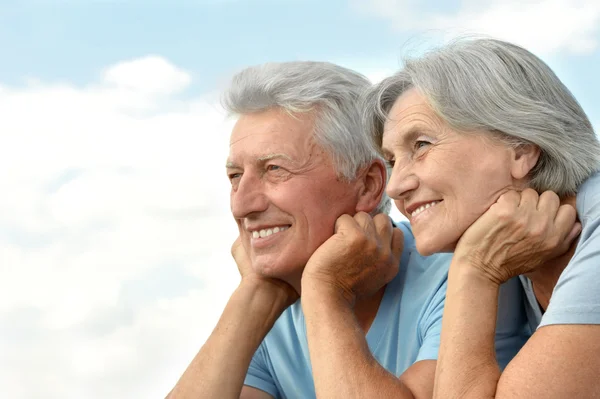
[1,1,599,398]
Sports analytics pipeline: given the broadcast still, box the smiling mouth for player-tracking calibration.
[251,225,290,239]
[411,201,442,218]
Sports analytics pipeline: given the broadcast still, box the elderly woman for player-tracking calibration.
[363,38,600,398]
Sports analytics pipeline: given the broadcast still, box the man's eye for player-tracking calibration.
[266,165,281,171]
[385,159,395,168]
[228,173,242,180]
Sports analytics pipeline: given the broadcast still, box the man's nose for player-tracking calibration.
[230,172,269,219]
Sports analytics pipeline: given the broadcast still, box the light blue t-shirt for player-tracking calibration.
[245,221,529,398]
[521,171,600,331]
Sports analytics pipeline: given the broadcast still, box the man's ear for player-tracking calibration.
[355,159,387,213]
[510,144,541,181]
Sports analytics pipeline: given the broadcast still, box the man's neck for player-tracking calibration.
[526,195,578,311]
[354,286,386,333]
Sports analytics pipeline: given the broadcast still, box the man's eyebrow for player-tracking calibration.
[256,153,293,162]
[225,153,293,169]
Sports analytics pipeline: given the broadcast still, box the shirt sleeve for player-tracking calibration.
[244,342,280,398]
[415,278,447,362]
[539,214,600,327]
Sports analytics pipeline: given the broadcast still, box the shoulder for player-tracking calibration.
[539,173,600,327]
[576,170,600,223]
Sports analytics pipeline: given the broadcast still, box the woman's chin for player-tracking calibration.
[415,238,458,256]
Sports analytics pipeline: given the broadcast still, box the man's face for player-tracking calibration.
[227,108,361,287]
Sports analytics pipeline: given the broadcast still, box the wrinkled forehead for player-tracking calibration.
[381,90,437,141]
[229,109,317,143]
[227,110,325,166]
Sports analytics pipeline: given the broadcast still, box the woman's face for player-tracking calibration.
[382,88,528,256]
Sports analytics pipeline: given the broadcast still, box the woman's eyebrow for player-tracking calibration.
[384,124,428,149]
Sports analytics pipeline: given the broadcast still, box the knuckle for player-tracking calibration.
[365,239,378,254]
[523,188,539,198]
[529,224,546,239]
[352,231,370,247]
[540,190,559,202]
[499,190,520,203]
[494,205,515,222]
[547,235,561,249]
[354,211,370,221]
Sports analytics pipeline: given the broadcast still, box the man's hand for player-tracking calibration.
[231,237,299,308]
[455,189,581,285]
[301,212,403,305]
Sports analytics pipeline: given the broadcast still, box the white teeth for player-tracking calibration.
[251,226,289,239]
[411,201,441,218]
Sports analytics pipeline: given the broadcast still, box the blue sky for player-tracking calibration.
[1,1,599,398]
[3,0,599,111]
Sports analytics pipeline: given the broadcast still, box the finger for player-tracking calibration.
[373,213,393,242]
[496,190,521,208]
[231,236,243,257]
[537,190,560,215]
[353,211,377,237]
[518,188,540,209]
[554,203,577,241]
[333,213,356,235]
[566,222,582,244]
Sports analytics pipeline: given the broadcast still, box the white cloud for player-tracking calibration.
[0,56,241,398]
[0,53,412,399]
[102,55,192,95]
[353,0,600,55]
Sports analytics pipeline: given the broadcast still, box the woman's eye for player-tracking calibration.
[415,140,430,150]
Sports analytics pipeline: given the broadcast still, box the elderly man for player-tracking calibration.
[166,61,528,399]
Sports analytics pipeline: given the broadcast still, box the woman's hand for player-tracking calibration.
[454,189,581,285]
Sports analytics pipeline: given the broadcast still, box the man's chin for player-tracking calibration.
[253,261,303,288]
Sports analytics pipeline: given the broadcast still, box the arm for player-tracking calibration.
[302,281,436,399]
[167,281,286,399]
[436,256,600,399]
[301,213,435,399]
[434,190,591,399]
[167,239,296,399]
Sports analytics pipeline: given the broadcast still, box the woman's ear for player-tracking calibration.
[510,144,541,180]
[355,159,387,213]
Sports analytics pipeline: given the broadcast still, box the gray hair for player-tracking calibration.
[223,61,391,214]
[363,38,600,196]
